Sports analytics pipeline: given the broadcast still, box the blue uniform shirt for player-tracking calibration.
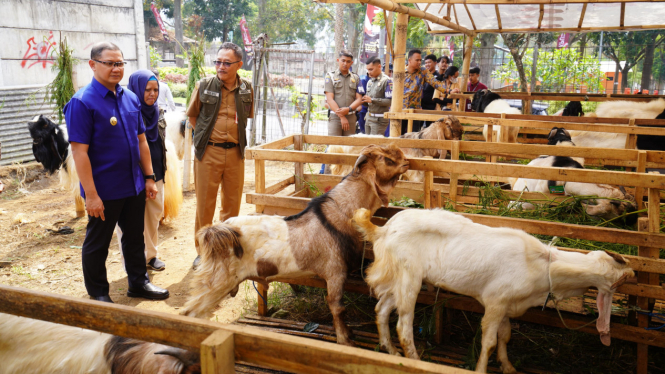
[64,77,146,201]
[356,75,370,134]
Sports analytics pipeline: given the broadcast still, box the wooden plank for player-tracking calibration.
[428,24,665,35]
[620,2,626,27]
[294,135,304,191]
[0,285,469,374]
[495,4,502,30]
[201,330,235,374]
[257,283,268,317]
[449,141,460,206]
[578,3,587,28]
[254,135,295,151]
[635,151,647,210]
[537,4,544,29]
[254,159,266,214]
[265,176,295,195]
[424,166,434,209]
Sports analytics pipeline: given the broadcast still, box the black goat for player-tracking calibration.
[636,108,665,151]
[547,127,574,146]
[471,89,503,113]
[561,101,584,117]
[27,115,70,174]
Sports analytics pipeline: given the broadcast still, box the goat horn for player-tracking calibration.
[604,250,627,265]
[548,128,557,140]
[619,186,627,195]
[562,128,571,138]
[155,347,199,366]
[353,154,368,175]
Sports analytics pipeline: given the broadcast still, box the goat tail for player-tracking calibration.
[163,140,183,221]
[352,208,382,243]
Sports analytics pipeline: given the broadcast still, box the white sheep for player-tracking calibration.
[0,312,200,374]
[471,90,522,143]
[353,208,633,373]
[182,144,410,346]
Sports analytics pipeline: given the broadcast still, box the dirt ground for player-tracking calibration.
[0,159,300,323]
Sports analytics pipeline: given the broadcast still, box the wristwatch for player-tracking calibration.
[144,174,156,181]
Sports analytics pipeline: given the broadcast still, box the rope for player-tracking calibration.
[252,281,267,304]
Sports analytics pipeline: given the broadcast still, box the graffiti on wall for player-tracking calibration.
[21,31,56,69]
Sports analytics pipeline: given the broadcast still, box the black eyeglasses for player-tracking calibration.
[214,60,241,68]
[92,60,127,68]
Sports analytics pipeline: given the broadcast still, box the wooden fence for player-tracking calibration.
[0,284,474,374]
[246,134,665,374]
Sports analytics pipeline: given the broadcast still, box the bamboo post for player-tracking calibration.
[183,119,193,191]
[407,109,415,133]
[498,113,508,142]
[255,159,265,214]
[424,156,434,209]
[384,11,393,76]
[448,140,460,208]
[485,124,494,163]
[625,118,637,172]
[635,150,647,210]
[201,330,235,374]
[294,135,304,191]
[389,13,408,137]
[459,34,474,111]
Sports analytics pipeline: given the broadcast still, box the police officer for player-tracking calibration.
[362,57,392,136]
[324,49,363,136]
[356,74,370,134]
[186,42,254,268]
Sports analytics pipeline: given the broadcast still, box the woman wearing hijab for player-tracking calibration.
[432,66,460,111]
[117,70,168,271]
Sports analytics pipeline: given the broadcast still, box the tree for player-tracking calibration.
[501,33,531,102]
[335,4,344,56]
[478,33,497,86]
[174,0,184,67]
[190,0,255,42]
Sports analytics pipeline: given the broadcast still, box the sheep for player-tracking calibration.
[27,115,183,221]
[182,144,410,346]
[352,208,634,373]
[471,90,522,143]
[329,116,464,182]
[509,127,637,224]
[0,312,200,374]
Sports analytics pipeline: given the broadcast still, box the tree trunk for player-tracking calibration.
[621,64,631,92]
[530,42,539,92]
[478,33,497,88]
[613,61,621,94]
[577,33,588,57]
[334,4,345,58]
[174,0,184,68]
[641,33,657,92]
[346,5,360,54]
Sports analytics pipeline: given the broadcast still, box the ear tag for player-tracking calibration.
[549,185,565,195]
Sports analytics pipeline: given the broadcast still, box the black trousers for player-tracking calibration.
[401,119,423,135]
[82,190,149,297]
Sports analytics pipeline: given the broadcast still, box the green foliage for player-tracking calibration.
[288,85,326,129]
[148,45,162,70]
[168,82,188,98]
[493,48,605,93]
[389,196,424,209]
[178,36,208,106]
[373,7,432,48]
[45,36,78,124]
[190,0,254,42]
[159,66,252,79]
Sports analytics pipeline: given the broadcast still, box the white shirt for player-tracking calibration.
[157,81,176,112]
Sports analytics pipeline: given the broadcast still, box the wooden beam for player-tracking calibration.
[429,24,665,35]
[201,330,235,374]
[620,2,626,28]
[449,92,665,103]
[578,3,587,29]
[0,285,472,374]
[383,10,395,69]
[254,135,294,150]
[390,12,408,137]
[463,4,477,30]
[452,3,461,27]
[537,4,544,29]
[459,35,474,111]
[495,4,502,30]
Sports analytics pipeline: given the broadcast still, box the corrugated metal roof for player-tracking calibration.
[0,85,58,166]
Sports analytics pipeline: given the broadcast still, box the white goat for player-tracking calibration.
[471,90,522,143]
[165,111,188,160]
[182,144,410,346]
[353,208,633,373]
[0,313,200,374]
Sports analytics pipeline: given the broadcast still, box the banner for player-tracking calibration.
[239,15,253,61]
[360,5,381,63]
[150,3,169,42]
[557,33,570,49]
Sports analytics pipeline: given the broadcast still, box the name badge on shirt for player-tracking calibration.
[240,89,251,95]
[204,90,220,97]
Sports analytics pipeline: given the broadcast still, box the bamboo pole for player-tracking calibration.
[384,10,394,75]
[389,13,408,137]
[459,35,474,112]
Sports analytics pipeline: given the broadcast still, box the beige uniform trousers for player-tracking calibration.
[117,180,164,264]
[194,145,244,252]
[366,117,389,136]
[328,113,357,136]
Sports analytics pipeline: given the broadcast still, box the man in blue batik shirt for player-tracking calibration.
[64,42,169,303]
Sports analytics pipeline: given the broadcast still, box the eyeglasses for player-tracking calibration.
[214,60,241,68]
[92,60,127,68]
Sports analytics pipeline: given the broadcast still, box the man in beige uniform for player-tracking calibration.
[362,57,392,136]
[186,42,254,267]
[324,49,363,136]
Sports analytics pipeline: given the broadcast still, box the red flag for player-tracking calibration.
[360,5,381,63]
[239,15,253,59]
[150,3,169,42]
[557,33,570,49]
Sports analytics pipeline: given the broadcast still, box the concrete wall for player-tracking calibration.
[0,0,147,88]
[0,0,148,165]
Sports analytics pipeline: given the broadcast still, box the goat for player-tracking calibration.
[553,101,584,117]
[353,208,634,373]
[165,111,188,160]
[509,128,637,224]
[471,90,522,143]
[329,116,464,182]
[182,145,410,346]
[27,115,183,221]
[0,312,200,374]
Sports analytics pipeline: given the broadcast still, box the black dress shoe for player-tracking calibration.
[192,255,201,269]
[147,257,166,271]
[91,295,114,303]
[127,282,169,300]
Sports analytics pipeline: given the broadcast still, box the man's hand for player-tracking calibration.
[86,192,105,221]
[361,95,372,104]
[335,107,350,117]
[340,117,350,131]
[146,179,158,200]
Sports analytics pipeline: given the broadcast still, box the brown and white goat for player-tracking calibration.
[182,145,410,346]
[353,208,634,373]
[329,116,463,182]
[0,313,200,374]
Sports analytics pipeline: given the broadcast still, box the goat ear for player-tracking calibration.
[548,128,558,140]
[443,121,453,140]
[604,250,627,265]
[352,154,369,175]
[562,129,571,138]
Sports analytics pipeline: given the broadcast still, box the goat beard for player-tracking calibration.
[596,290,613,346]
[374,175,401,206]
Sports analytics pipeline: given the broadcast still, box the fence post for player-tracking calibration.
[424,156,433,209]
[201,330,235,374]
[635,150,647,210]
[294,135,304,191]
[304,52,315,135]
[448,140,460,209]
[389,13,408,137]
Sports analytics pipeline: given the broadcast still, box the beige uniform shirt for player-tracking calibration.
[324,69,360,109]
[366,73,393,115]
